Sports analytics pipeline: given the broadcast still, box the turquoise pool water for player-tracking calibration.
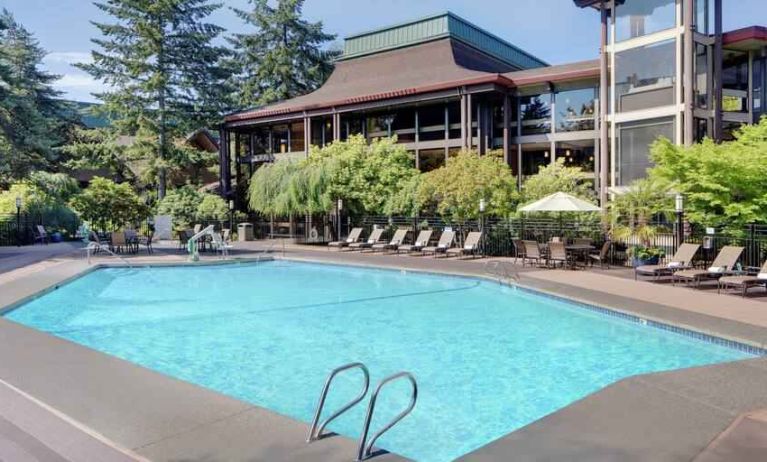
[5,261,754,461]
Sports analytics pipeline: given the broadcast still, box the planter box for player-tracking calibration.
[632,256,660,267]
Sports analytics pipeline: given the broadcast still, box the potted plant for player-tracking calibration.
[627,245,665,267]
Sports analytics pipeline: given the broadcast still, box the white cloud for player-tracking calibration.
[56,73,99,89]
[44,51,93,66]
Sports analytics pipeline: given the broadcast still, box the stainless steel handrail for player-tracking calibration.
[85,242,132,268]
[307,362,370,443]
[356,371,417,461]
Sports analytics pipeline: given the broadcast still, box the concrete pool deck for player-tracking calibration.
[1,241,767,460]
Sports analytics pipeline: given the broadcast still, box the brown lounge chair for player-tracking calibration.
[588,241,612,269]
[34,225,50,245]
[371,229,408,253]
[635,243,700,280]
[349,228,384,251]
[398,230,433,254]
[447,231,483,259]
[422,230,455,258]
[718,260,767,297]
[672,246,745,287]
[328,227,363,250]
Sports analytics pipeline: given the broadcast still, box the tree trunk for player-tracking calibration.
[157,20,167,200]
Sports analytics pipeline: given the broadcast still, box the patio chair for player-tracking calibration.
[446,231,483,259]
[635,243,700,281]
[718,260,767,297]
[672,246,745,288]
[222,229,231,243]
[372,228,408,253]
[178,230,191,250]
[87,231,109,254]
[398,230,433,254]
[422,230,455,258]
[110,231,127,254]
[588,241,612,269]
[512,239,526,264]
[547,241,569,268]
[522,240,544,267]
[124,229,139,253]
[349,228,384,251]
[138,231,154,254]
[34,225,49,245]
[193,224,202,234]
[328,227,363,250]
[211,231,234,259]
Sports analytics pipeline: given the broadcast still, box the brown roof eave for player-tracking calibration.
[509,67,600,87]
[224,74,514,124]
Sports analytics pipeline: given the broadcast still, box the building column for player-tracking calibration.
[683,0,695,146]
[460,92,468,149]
[477,100,486,155]
[503,93,511,166]
[466,93,474,150]
[713,0,723,141]
[218,128,231,198]
[304,116,311,156]
[599,1,610,208]
[332,112,341,141]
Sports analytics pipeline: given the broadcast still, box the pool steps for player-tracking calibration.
[306,362,418,461]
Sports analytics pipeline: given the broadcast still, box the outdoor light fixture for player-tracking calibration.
[228,200,234,210]
[544,151,549,158]
[479,198,486,213]
[566,149,571,157]
[337,198,343,211]
[15,196,22,247]
[675,193,684,213]
[15,196,22,210]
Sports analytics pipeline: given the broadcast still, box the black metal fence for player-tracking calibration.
[0,213,81,246]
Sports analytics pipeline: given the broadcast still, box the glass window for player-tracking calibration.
[520,143,551,177]
[340,114,364,141]
[520,94,551,135]
[557,140,595,175]
[289,121,304,152]
[310,119,325,147]
[615,0,676,42]
[615,39,676,113]
[418,104,446,142]
[366,113,391,139]
[390,107,416,143]
[695,0,715,34]
[617,117,674,185]
[754,58,765,118]
[723,51,749,113]
[418,149,445,172]
[447,101,462,139]
[251,128,269,154]
[695,44,710,109]
[272,124,289,154]
[555,87,596,132]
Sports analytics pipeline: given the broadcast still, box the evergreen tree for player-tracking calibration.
[78,0,231,199]
[229,0,339,107]
[0,9,70,184]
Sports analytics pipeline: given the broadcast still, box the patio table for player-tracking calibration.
[565,244,595,269]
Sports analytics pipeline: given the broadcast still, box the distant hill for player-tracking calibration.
[66,101,110,129]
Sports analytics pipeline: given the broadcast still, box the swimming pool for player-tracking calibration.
[4,260,755,461]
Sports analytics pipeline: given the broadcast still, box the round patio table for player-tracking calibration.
[565,244,595,269]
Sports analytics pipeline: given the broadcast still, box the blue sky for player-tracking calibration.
[4,0,767,102]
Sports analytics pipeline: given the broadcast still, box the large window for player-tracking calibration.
[722,51,749,113]
[615,0,676,42]
[695,44,710,109]
[615,39,676,113]
[520,94,551,135]
[418,149,445,172]
[272,124,289,154]
[555,87,596,132]
[618,117,674,185]
[418,104,446,142]
[390,107,416,143]
[556,140,595,176]
[289,121,304,152]
[340,115,365,141]
[520,143,551,177]
[695,0,715,34]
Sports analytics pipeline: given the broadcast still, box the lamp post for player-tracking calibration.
[228,200,234,235]
[15,196,22,247]
[675,193,684,250]
[479,198,486,254]
[336,198,343,240]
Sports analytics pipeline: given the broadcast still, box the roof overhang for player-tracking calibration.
[573,0,623,9]
[723,26,767,51]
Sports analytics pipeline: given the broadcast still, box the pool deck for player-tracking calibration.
[1,241,767,460]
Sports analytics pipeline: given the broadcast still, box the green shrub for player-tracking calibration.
[69,177,149,231]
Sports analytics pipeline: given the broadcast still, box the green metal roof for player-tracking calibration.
[340,12,548,70]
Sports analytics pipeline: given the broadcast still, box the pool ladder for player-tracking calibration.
[306,362,418,461]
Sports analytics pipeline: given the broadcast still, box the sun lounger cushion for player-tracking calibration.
[667,261,683,268]
[758,273,767,280]
[708,266,727,273]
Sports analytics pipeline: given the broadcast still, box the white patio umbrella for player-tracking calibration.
[519,192,601,213]
[518,192,600,237]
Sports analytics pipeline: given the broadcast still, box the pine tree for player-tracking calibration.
[0,9,70,184]
[229,0,339,107]
[78,0,231,199]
